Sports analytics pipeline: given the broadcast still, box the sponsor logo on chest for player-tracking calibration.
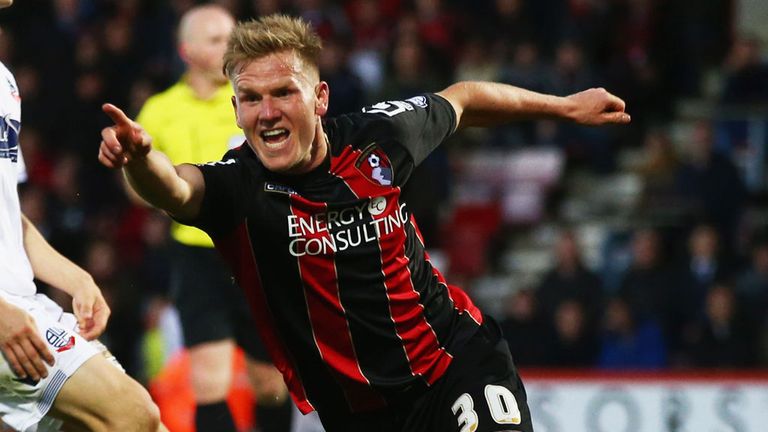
[287,197,409,257]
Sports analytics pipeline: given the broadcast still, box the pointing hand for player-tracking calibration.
[98,103,152,169]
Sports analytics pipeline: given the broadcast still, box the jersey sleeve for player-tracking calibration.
[179,149,249,237]
[360,93,456,166]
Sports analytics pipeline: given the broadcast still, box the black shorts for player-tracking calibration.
[316,316,534,432]
[169,242,269,361]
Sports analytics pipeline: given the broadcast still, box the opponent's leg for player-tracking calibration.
[189,339,237,431]
[48,354,166,432]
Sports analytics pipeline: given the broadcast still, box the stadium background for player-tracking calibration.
[1,0,767,430]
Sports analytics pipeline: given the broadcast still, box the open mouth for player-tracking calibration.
[261,128,290,148]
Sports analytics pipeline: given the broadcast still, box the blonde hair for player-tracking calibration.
[223,14,322,79]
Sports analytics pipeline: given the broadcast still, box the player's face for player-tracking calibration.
[0,0,13,9]
[231,50,329,174]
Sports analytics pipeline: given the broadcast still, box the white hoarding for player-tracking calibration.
[524,372,768,432]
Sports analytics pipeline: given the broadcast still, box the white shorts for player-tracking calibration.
[0,294,115,432]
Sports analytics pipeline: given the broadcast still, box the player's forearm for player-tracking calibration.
[21,214,94,296]
[122,149,197,217]
[437,81,576,129]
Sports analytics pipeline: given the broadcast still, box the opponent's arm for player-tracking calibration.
[98,103,205,221]
[436,81,630,130]
[21,214,109,341]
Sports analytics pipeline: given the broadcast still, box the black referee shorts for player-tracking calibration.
[169,241,269,362]
[317,316,534,432]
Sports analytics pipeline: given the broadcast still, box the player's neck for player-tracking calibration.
[185,70,224,100]
[289,122,328,175]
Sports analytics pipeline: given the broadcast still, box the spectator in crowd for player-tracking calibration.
[633,129,684,218]
[598,297,667,369]
[378,34,446,101]
[541,300,598,367]
[677,120,747,247]
[500,41,550,95]
[318,37,365,116]
[550,40,595,97]
[486,0,534,47]
[677,224,735,328]
[500,288,549,366]
[46,153,88,261]
[454,36,500,84]
[535,229,604,341]
[296,0,351,41]
[346,0,391,52]
[683,283,757,367]
[413,0,457,64]
[345,0,390,96]
[618,228,678,333]
[735,236,768,328]
[720,35,768,105]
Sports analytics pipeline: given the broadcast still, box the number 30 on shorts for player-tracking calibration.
[451,384,521,432]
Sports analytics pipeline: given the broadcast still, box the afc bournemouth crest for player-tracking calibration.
[46,327,76,353]
[356,144,393,186]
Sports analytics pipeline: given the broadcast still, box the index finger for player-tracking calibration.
[102,103,132,128]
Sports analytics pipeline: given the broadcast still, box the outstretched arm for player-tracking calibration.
[21,215,109,341]
[436,81,630,130]
[98,103,205,221]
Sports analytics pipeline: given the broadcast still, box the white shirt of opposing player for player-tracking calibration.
[0,61,36,297]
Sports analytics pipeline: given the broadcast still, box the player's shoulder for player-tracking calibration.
[351,94,446,129]
[326,95,441,144]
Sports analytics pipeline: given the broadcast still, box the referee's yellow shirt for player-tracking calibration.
[137,79,245,248]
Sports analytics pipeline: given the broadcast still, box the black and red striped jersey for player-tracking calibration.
[189,93,483,416]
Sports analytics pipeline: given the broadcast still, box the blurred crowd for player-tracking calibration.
[492,225,768,369]
[1,0,766,380]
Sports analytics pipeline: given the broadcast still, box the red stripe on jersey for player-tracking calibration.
[289,194,386,412]
[213,222,314,413]
[331,146,452,385]
[410,216,483,325]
